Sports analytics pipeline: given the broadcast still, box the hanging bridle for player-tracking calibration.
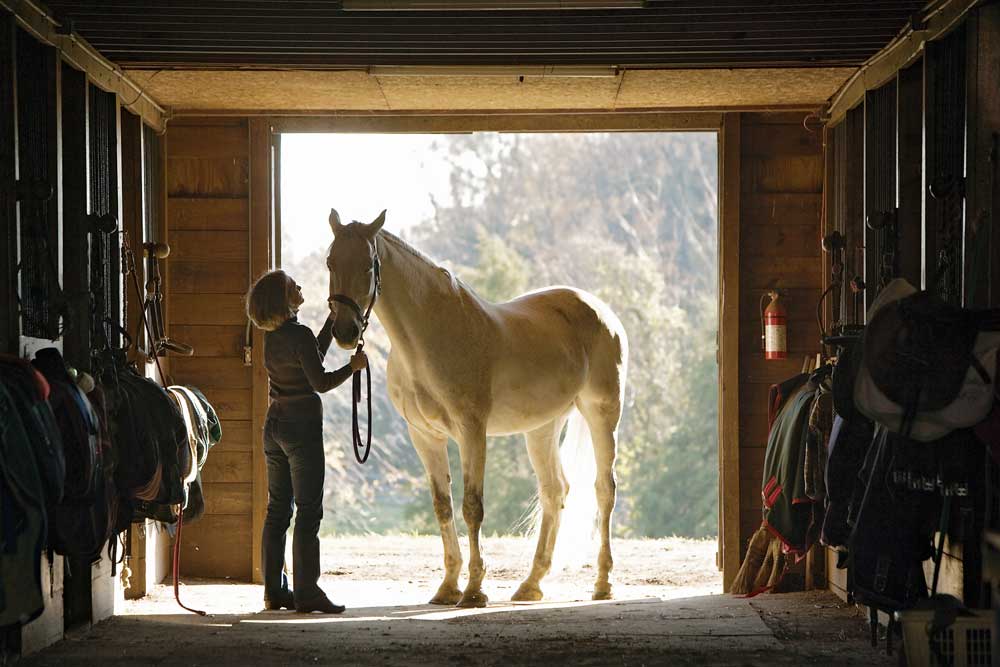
[329,241,381,464]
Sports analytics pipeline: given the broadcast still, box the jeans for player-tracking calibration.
[261,416,325,605]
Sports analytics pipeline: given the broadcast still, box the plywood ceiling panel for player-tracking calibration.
[125,67,854,114]
[616,68,854,110]
[376,73,624,111]
[127,70,387,111]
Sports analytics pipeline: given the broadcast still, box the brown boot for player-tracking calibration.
[295,595,345,614]
[263,590,295,611]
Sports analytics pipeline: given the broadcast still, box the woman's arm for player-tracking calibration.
[316,316,335,358]
[298,328,353,393]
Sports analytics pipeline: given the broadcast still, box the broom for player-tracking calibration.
[731,523,772,594]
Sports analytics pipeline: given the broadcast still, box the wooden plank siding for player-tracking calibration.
[166,119,254,581]
[736,113,824,581]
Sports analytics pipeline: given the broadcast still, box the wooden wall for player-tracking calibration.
[736,112,825,582]
[165,119,256,580]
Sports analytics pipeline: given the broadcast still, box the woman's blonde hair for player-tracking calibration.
[246,269,294,331]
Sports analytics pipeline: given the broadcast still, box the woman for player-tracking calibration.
[246,269,367,613]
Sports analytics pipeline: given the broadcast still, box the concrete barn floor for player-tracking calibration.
[22,536,896,666]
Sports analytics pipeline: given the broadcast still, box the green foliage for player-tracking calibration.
[283,131,719,538]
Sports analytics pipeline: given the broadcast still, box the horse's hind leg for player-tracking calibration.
[512,415,569,602]
[578,399,621,600]
[456,424,489,608]
[409,425,463,605]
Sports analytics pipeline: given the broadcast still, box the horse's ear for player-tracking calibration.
[364,209,386,238]
[329,208,345,236]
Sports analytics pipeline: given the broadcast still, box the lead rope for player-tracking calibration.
[351,254,380,464]
[172,504,206,615]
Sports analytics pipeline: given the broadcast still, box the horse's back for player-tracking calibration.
[495,286,627,352]
[490,285,628,388]
[478,286,626,435]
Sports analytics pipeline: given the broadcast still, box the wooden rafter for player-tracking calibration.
[0,0,167,131]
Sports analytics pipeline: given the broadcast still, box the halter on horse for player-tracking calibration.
[328,224,382,465]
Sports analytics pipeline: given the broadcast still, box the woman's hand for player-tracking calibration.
[349,351,368,372]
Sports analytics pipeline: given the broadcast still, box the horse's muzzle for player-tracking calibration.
[332,316,361,349]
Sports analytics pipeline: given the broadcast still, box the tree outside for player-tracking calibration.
[281,131,719,539]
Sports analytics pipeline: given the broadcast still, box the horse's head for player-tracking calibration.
[327,208,386,349]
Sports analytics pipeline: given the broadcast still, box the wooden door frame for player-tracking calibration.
[249,118,277,584]
[251,112,743,589]
[718,114,741,591]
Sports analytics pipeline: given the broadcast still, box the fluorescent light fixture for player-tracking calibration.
[368,65,621,78]
[344,1,644,9]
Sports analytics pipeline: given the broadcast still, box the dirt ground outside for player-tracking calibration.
[315,535,723,604]
[22,536,896,666]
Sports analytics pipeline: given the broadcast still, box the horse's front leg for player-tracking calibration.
[456,424,489,608]
[409,425,463,605]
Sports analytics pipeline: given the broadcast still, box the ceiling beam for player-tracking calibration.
[0,0,167,131]
[342,0,645,8]
[269,110,724,133]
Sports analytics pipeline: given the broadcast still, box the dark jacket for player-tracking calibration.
[264,316,353,422]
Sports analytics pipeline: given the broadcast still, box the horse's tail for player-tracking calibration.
[552,407,599,568]
[516,407,598,569]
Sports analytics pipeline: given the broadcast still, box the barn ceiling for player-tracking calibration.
[44,0,924,69]
[38,0,928,114]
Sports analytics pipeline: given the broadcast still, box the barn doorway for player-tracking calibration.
[276,130,722,602]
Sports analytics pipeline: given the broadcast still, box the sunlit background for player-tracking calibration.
[280,131,719,541]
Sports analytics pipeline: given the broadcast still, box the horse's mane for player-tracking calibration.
[378,229,436,267]
[378,229,463,293]
[329,223,464,295]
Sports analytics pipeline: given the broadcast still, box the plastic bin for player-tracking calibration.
[896,608,994,666]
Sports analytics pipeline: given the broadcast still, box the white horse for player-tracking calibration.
[326,209,628,607]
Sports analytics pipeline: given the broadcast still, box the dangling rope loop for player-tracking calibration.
[351,340,373,465]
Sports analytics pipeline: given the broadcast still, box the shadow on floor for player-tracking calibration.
[21,587,896,667]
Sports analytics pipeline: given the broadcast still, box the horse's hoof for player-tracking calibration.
[511,582,543,602]
[592,586,613,601]
[456,590,489,608]
[429,585,462,605]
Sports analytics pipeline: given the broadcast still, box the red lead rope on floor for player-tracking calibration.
[173,504,207,616]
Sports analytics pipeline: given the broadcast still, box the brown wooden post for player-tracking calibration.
[863,80,897,307]
[120,108,144,366]
[842,106,865,323]
[60,63,90,371]
[249,118,275,584]
[0,13,17,355]
[896,59,924,291]
[120,107,149,598]
[718,113,741,591]
[967,4,1000,308]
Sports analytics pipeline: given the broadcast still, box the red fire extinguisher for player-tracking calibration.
[761,290,787,360]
